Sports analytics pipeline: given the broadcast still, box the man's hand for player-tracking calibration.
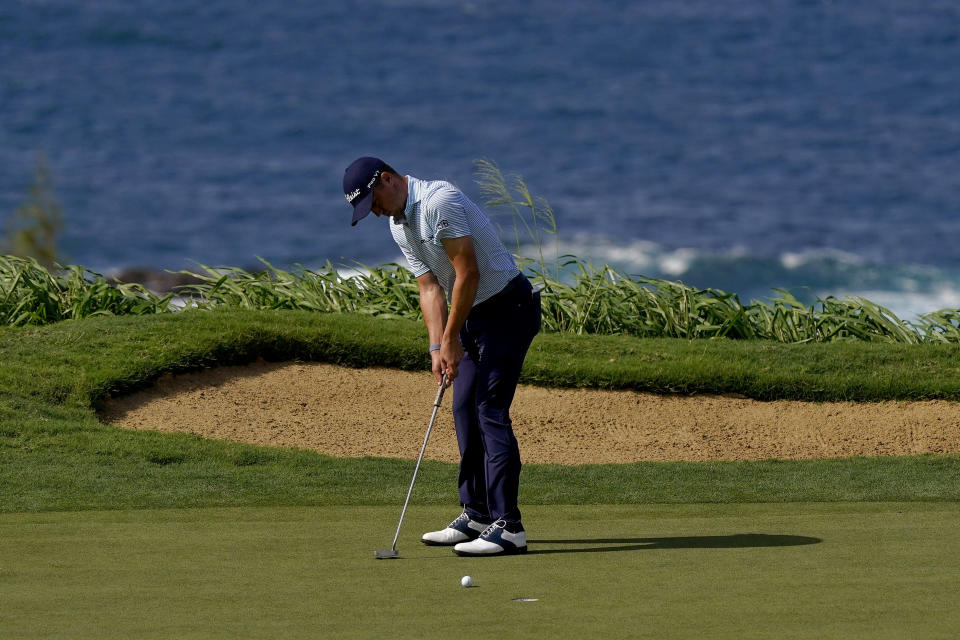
[438,339,463,383]
[430,350,444,384]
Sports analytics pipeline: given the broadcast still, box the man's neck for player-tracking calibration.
[395,174,411,220]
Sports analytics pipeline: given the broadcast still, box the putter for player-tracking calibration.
[374,373,449,559]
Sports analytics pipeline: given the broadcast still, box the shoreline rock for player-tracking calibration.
[109,267,207,293]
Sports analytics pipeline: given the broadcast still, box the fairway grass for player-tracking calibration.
[3,310,960,638]
[2,503,958,639]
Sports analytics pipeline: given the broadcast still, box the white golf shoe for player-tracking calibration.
[453,519,527,556]
[421,512,489,546]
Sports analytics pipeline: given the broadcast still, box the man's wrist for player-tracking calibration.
[429,343,442,353]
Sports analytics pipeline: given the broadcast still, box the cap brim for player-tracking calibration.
[350,190,374,226]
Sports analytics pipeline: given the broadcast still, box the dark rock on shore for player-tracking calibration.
[111,267,206,293]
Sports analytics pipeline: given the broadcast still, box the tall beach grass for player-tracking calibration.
[2,161,959,343]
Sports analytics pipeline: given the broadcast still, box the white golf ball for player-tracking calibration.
[461,575,473,588]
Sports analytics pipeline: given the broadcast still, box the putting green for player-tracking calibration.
[1,503,958,639]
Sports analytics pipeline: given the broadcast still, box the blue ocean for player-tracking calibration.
[2,0,959,319]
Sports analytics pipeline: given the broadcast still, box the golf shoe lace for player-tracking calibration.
[480,519,506,539]
[449,512,470,528]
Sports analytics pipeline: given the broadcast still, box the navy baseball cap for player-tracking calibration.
[343,156,386,226]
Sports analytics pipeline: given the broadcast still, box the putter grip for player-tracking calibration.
[434,374,448,407]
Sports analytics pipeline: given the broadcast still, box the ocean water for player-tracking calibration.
[2,0,959,319]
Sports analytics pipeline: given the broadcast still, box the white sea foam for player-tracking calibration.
[332,266,370,280]
[659,248,699,276]
[818,286,960,322]
[780,248,864,270]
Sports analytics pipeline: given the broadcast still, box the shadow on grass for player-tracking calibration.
[526,533,821,555]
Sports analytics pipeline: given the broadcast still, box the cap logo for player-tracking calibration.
[345,170,381,205]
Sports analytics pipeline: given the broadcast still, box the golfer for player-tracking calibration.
[343,157,541,556]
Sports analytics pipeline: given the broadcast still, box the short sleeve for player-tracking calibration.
[430,188,472,243]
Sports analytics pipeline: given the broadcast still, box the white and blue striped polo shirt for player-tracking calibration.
[389,176,519,306]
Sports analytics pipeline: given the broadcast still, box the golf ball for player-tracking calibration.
[461,575,473,588]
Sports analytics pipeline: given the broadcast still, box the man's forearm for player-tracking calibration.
[419,281,448,345]
[436,235,480,381]
[443,270,478,346]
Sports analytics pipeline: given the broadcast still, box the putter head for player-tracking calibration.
[374,549,399,559]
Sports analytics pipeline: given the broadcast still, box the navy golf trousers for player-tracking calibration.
[453,274,541,526]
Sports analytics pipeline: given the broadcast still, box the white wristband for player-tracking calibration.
[429,343,442,353]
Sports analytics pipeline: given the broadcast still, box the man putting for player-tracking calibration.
[343,157,541,557]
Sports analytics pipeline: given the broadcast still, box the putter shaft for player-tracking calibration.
[388,375,448,552]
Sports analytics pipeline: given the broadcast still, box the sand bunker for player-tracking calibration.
[98,361,960,464]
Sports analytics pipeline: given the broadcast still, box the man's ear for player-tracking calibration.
[381,170,403,191]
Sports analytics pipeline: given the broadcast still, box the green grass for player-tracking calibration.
[2,309,959,638]
[1,309,959,515]
[7,309,960,405]
[2,503,958,639]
